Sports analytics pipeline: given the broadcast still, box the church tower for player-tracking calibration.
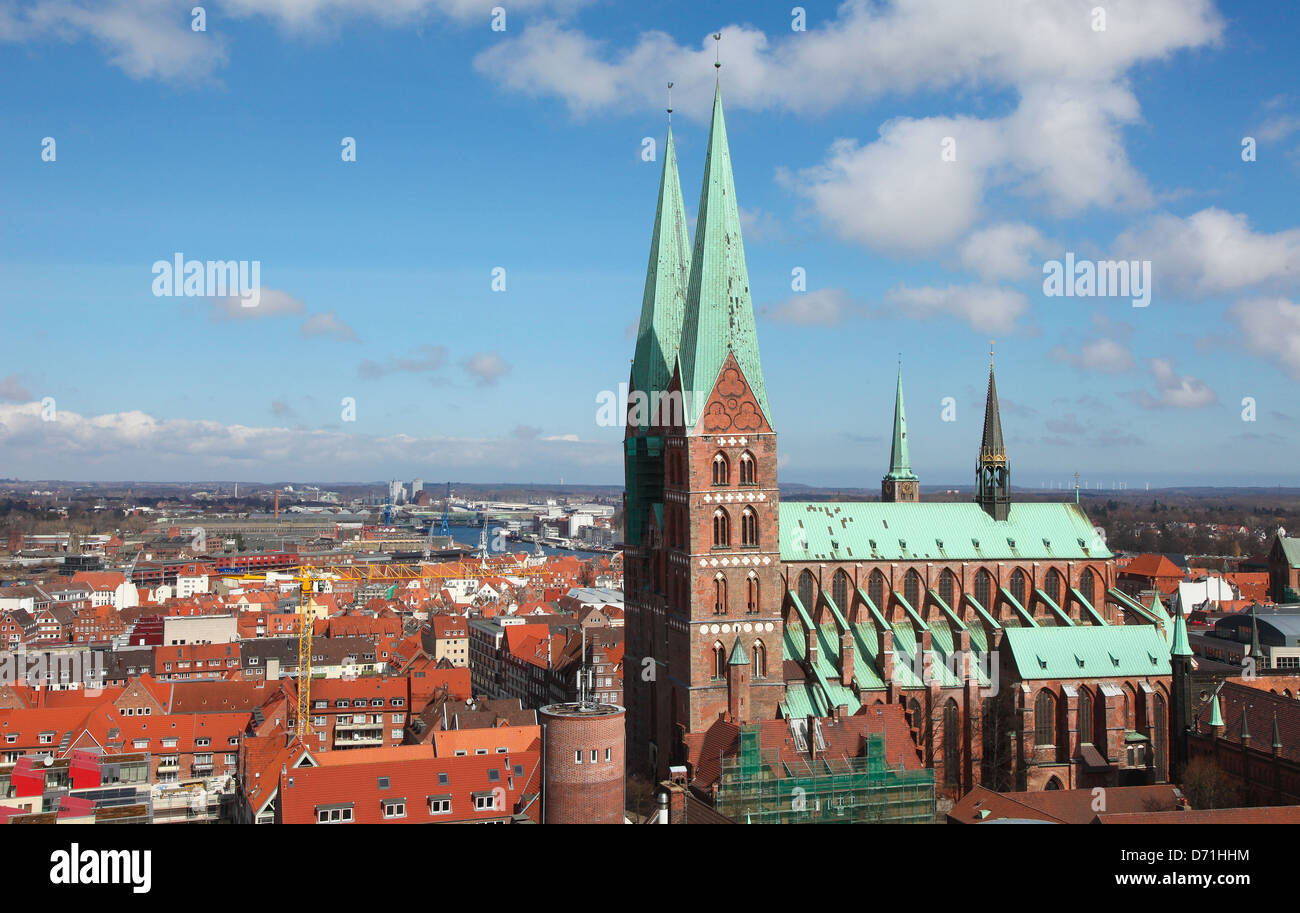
[881,364,919,502]
[976,352,1011,521]
[623,118,691,774]
[631,80,785,776]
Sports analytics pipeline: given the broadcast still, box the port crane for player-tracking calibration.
[220,569,328,740]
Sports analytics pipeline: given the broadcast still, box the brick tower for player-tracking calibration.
[623,118,690,775]
[626,83,785,777]
[539,702,626,824]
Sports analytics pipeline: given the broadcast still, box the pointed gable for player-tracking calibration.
[696,352,771,434]
[679,85,771,430]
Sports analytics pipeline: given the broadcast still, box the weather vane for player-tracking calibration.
[667,81,673,120]
[714,32,722,70]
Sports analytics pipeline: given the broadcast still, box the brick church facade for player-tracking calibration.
[623,85,1176,801]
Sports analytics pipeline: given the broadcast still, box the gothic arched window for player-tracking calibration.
[797,570,815,609]
[939,569,956,606]
[832,570,850,609]
[904,569,921,608]
[1081,567,1097,606]
[974,568,992,608]
[713,575,727,615]
[741,508,758,547]
[868,570,885,609]
[1079,687,1094,745]
[712,509,730,548]
[752,640,767,679]
[746,574,759,614]
[1035,689,1057,748]
[712,452,729,486]
[739,451,756,486]
[943,699,960,787]
[1046,569,1062,604]
[1010,568,1027,605]
[713,642,726,679]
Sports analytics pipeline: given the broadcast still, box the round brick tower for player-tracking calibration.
[539,702,625,824]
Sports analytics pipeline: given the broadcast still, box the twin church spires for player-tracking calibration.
[627,81,1014,519]
[629,82,770,433]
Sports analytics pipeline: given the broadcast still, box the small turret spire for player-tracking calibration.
[976,347,1010,520]
[882,361,919,502]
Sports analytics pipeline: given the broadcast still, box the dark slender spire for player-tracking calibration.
[976,344,1010,521]
[980,344,1006,461]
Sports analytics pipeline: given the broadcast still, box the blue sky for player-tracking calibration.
[1,0,1298,486]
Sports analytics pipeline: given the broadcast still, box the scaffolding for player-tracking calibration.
[715,726,935,824]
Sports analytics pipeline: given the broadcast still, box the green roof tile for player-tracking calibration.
[780,501,1111,563]
[1004,624,1171,681]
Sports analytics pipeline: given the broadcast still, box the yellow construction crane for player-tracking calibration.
[221,569,328,741]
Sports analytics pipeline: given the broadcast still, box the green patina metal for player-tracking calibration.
[779,501,1113,563]
[630,126,691,414]
[678,86,771,429]
[883,364,918,483]
[1003,624,1171,681]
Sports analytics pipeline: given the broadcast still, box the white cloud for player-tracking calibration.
[1229,297,1300,379]
[209,288,305,321]
[461,351,510,385]
[0,401,613,478]
[359,345,449,379]
[1050,336,1135,373]
[792,81,1151,256]
[0,375,33,402]
[959,222,1052,281]
[883,283,1028,332]
[1126,358,1217,409]
[759,288,854,325]
[1114,208,1300,297]
[300,311,360,342]
[478,2,1216,256]
[792,117,999,255]
[0,0,588,81]
[475,1,1222,120]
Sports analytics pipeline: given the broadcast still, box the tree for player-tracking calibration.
[1178,755,1240,810]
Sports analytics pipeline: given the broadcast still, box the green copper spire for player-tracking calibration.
[1169,604,1192,657]
[884,364,917,481]
[1208,693,1223,728]
[630,125,691,420]
[679,84,771,428]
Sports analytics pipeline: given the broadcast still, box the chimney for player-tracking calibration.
[807,715,818,761]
